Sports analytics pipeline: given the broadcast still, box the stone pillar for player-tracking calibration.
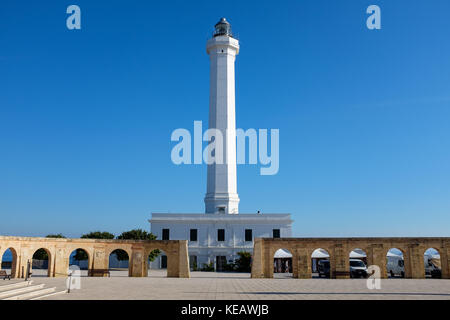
[130,247,146,277]
[18,246,32,279]
[46,248,55,277]
[291,249,298,278]
[91,246,108,277]
[406,243,425,279]
[177,241,190,278]
[403,247,412,278]
[294,248,310,279]
[143,255,149,274]
[366,247,374,269]
[87,249,95,272]
[332,243,350,279]
[0,248,4,275]
[53,246,69,278]
[166,252,178,278]
[165,242,178,278]
[266,246,274,279]
[251,239,264,278]
[367,245,387,279]
[441,246,449,279]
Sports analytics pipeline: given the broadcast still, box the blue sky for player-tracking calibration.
[1,0,449,238]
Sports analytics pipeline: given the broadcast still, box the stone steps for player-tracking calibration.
[30,290,67,300]
[0,284,46,299]
[4,287,63,300]
[0,280,33,292]
[0,281,62,300]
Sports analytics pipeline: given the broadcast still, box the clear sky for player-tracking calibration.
[1,0,449,238]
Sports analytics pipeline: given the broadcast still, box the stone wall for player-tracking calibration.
[0,236,190,278]
[251,237,450,279]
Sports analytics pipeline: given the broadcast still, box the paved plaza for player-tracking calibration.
[5,270,448,300]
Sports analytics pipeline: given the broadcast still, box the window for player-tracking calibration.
[273,229,280,238]
[350,260,366,268]
[217,229,225,242]
[190,229,198,242]
[162,229,170,240]
[245,229,252,242]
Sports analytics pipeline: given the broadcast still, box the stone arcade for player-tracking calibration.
[251,237,450,279]
[0,236,190,278]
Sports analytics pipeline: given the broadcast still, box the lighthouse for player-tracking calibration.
[204,18,240,215]
[150,19,292,271]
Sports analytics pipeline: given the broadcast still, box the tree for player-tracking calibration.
[33,234,66,260]
[235,251,252,272]
[117,229,156,241]
[46,233,65,238]
[32,249,49,261]
[81,231,115,240]
[116,229,160,261]
[74,231,115,261]
[200,262,215,272]
[110,249,129,261]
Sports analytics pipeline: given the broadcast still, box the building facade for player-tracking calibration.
[150,18,292,271]
[150,213,292,271]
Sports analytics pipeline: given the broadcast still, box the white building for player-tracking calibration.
[149,18,292,271]
[150,213,292,270]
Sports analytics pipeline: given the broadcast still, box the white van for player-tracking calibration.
[349,259,368,278]
[424,255,441,278]
[387,255,404,278]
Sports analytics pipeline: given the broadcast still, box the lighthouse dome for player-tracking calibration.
[213,18,232,37]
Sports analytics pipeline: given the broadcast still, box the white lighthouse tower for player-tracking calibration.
[204,18,240,215]
[150,19,292,271]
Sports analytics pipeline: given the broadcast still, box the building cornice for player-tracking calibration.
[149,213,293,225]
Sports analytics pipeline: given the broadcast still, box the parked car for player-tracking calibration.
[387,255,405,278]
[317,259,330,278]
[349,259,368,278]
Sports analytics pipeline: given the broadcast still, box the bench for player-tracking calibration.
[0,270,11,280]
[88,269,110,277]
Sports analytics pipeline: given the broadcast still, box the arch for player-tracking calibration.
[348,248,368,278]
[147,248,168,278]
[108,249,130,277]
[1,247,18,278]
[31,247,52,277]
[348,248,368,263]
[423,247,441,279]
[273,248,293,278]
[385,248,405,278]
[311,248,330,278]
[69,248,90,276]
[106,246,132,259]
